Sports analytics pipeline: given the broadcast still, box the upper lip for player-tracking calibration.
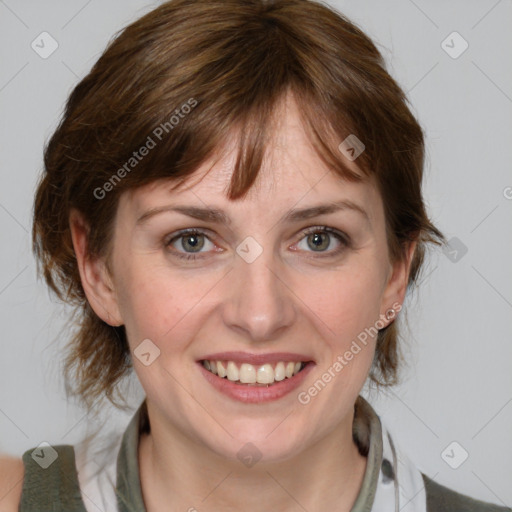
[198,351,314,365]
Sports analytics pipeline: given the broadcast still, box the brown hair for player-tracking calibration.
[32,0,443,411]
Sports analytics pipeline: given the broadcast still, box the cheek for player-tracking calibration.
[300,263,384,342]
[114,260,175,341]
[116,259,218,346]
[295,261,385,395]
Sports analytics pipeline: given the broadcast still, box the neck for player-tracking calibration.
[138,406,368,512]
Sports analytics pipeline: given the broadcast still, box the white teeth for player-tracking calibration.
[227,361,239,381]
[217,360,227,378]
[274,362,285,381]
[257,364,274,384]
[239,363,256,383]
[202,359,307,385]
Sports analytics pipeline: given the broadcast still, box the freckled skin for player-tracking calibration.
[71,92,415,511]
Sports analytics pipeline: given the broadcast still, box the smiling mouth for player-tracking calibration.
[201,360,310,386]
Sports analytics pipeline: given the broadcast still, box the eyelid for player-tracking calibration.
[299,225,351,245]
[292,225,350,258]
[164,225,351,260]
[164,228,218,260]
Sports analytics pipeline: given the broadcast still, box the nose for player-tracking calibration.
[222,246,297,343]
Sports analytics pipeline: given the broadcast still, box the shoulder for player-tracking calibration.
[422,473,512,512]
[0,455,24,511]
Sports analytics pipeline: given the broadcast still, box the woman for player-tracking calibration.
[0,0,509,510]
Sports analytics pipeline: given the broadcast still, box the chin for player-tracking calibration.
[208,416,311,464]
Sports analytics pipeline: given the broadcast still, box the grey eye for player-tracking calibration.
[306,232,331,251]
[179,233,205,252]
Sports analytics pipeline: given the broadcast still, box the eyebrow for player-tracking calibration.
[135,200,370,226]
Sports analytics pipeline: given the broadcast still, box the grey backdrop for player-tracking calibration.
[1,0,511,507]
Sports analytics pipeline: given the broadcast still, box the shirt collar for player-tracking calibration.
[351,395,384,511]
[115,399,148,512]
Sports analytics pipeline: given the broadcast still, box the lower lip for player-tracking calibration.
[198,361,315,403]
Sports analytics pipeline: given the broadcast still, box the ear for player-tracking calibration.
[69,208,123,326]
[380,240,417,322]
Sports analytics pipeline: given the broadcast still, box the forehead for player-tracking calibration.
[119,96,381,222]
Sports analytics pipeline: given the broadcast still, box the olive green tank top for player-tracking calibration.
[19,399,149,511]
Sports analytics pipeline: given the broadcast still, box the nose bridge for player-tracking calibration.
[222,237,296,341]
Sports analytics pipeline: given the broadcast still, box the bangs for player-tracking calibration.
[103,85,369,208]
[78,0,380,205]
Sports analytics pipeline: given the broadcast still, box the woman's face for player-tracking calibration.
[75,95,412,463]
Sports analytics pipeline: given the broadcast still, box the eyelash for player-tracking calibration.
[164,226,351,261]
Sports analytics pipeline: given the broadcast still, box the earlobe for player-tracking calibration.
[69,209,123,326]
